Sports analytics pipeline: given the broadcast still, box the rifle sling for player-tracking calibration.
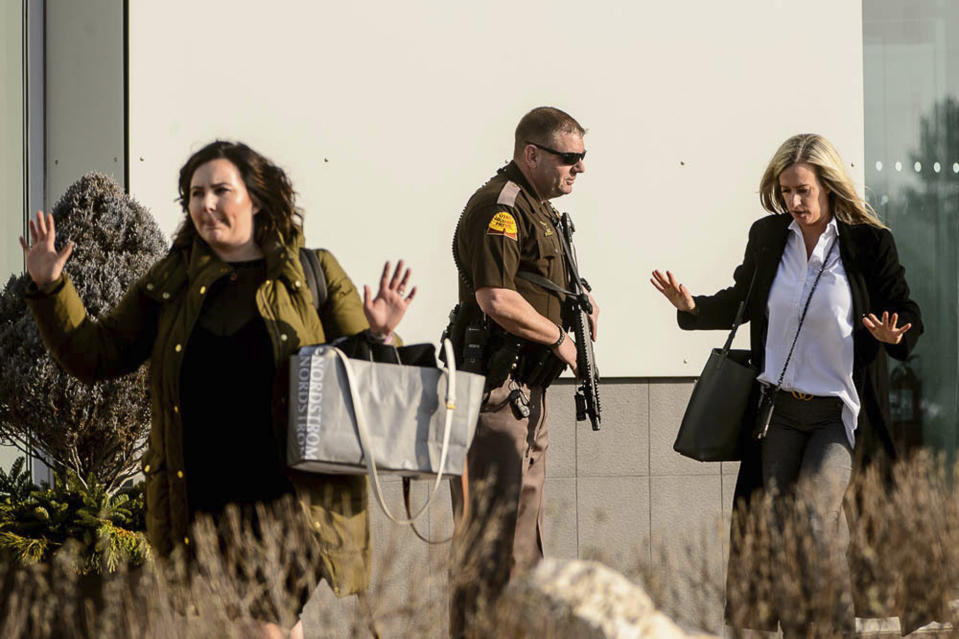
[456,208,585,297]
[550,213,586,294]
[516,212,590,302]
[516,270,577,299]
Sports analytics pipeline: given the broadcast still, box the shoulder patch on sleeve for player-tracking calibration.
[487,211,518,241]
[496,181,522,207]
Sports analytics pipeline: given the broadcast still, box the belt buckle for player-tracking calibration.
[791,390,813,401]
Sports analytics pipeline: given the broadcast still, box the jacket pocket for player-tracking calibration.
[533,229,561,263]
[290,472,370,596]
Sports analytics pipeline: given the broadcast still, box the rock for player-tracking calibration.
[502,558,717,639]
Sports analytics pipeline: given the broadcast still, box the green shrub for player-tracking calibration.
[0,456,148,574]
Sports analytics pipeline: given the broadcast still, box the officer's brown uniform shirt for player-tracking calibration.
[455,161,568,325]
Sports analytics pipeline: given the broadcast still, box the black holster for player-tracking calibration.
[513,342,567,388]
[444,303,488,375]
[446,303,567,391]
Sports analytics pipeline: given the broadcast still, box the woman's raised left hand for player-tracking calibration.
[862,311,912,344]
[363,260,417,343]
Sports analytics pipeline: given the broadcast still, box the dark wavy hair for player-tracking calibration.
[172,140,302,248]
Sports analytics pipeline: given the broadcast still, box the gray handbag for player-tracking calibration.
[288,339,484,523]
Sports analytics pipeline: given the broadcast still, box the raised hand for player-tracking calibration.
[19,211,74,286]
[650,269,695,312]
[363,260,417,341]
[862,311,912,345]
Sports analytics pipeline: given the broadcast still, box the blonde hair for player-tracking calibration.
[758,133,885,228]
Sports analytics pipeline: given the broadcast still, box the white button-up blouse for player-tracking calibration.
[758,218,860,447]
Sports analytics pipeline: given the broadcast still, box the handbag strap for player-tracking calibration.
[771,238,838,389]
[720,266,760,356]
[330,339,459,525]
[402,465,470,545]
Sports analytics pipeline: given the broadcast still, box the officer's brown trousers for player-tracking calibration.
[449,376,548,638]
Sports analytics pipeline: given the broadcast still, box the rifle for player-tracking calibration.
[557,213,601,431]
[516,213,601,429]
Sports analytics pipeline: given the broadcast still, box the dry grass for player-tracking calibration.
[4,454,959,638]
[629,452,959,638]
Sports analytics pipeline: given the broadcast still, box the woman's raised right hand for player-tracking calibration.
[19,211,74,286]
[650,269,696,312]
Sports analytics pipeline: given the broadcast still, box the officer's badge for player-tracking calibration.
[487,212,518,241]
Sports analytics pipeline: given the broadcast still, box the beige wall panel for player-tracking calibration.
[45,0,125,204]
[127,0,865,376]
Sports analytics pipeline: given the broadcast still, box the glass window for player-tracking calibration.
[1,1,24,279]
[864,2,959,454]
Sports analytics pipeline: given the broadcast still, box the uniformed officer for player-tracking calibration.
[448,106,598,637]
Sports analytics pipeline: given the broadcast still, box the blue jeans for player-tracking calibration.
[761,392,855,637]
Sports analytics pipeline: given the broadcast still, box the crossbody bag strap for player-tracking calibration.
[771,238,838,389]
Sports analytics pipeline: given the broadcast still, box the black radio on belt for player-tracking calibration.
[463,322,488,374]
[443,302,489,375]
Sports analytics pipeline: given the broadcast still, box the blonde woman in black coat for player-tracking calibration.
[652,133,922,636]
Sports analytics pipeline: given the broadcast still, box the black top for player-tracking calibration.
[179,259,294,517]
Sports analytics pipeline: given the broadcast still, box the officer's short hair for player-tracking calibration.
[513,107,586,157]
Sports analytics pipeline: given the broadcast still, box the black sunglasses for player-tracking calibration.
[525,141,586,165]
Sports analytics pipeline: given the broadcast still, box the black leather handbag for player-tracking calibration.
[673,271,758,462]
[673,239,837,461]
[673,307,756,462]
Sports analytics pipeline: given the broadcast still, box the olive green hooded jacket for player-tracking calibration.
[26,229,372,596]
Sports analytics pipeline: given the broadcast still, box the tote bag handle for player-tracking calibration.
[719,267,759,357]
[331,339,459,524]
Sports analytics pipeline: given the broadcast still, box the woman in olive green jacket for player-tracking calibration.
[20,140,416,639]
